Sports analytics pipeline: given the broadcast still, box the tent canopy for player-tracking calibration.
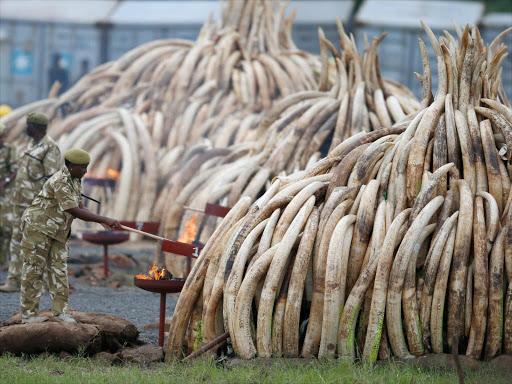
[0,0,354,25]
[110,1,221,25]
[356,0,485,29]
[481,12,512,27]
[0,0,117,24]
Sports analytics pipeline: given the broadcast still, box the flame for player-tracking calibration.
[178,213,199,243]
[106,168,120,180]
[135,264,169,280]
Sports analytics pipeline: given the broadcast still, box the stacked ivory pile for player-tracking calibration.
[167,24,512,362]
[161,23,419,275]
[0,0,321,222]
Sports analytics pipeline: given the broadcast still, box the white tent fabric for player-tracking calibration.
[0,0,354,25]
[104,0,354,25]
[291,1,353,24]
[110,1,221,25]
[0,0,117,24]
[356,0,485,29]
[481,12,512,27]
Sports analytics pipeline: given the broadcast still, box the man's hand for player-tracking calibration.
[66,207,122,230]
[101,217,121,231]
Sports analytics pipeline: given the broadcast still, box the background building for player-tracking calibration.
[0,0,510,107]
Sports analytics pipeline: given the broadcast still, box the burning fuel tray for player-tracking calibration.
[134,276,186,346]
[133,277,186,293]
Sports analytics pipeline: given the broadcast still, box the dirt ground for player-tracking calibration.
[0,239,178,344]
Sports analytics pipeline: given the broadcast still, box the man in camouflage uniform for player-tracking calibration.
[0,122,17,267]
[0,113,62,292]
[20,148,121,323]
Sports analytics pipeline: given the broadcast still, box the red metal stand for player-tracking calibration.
[134,278,186,347]
[159,292,166,347]
[103,244,109,278]
[82,231,129,278]
[204,203,231,217]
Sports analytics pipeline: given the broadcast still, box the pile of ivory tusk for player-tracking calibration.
[166,23,512,362]
[0,0,321,222]
[161,23,420,276]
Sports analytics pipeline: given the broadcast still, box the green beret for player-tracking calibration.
[65,148,91,165]
[26,112,49,126]
[0,122,5,136]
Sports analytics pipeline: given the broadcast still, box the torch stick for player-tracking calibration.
[182,332,229,361]
[120,225,168,242]
[183,206,205,213]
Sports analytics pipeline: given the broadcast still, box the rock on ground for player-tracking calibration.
[400,353,481,371]
[119,345,164,364]
[0,321,102,355]
[488,355,512,376]
[0,311,140,356]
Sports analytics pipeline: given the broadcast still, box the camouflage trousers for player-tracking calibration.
[5,205,28,284]
[0,195,14,265]
[0,214,12,266]
[20,224,69,318]
[0,231,11,266]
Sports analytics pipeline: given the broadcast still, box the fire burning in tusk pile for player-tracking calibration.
[106,168,120,180]
[177,213,199,244]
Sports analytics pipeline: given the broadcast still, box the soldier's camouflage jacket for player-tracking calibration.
[22,166,82,243]
[0,143,16,192]
[0,143,16,225]
[13,136,61,207]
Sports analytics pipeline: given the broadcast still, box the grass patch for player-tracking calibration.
[0,354,506,384]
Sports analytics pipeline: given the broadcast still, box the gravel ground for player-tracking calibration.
[0,240,179,345]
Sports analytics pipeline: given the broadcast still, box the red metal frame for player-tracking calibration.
[204,203,231,218]
[160,239,202,257]
[161,240,203,276]
[120,221,160,234]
